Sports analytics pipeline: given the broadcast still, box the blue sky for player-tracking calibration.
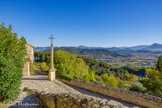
[0,0,162,47]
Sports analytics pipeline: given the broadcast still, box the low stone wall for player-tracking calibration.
[24,88,126,108]
[58,79,162,108]
[38,92,126,108]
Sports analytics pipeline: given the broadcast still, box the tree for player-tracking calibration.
[88,70,96,82]
[131,74,138,80]
[101,74,123,87]
[124,72,131,80]
[142,68,162,97]
[54,50,93,81]
[40,62,49,72]
[156,56,162,72]
[0,23,26,101]
[124,72,138,81]
[79,56,128,78]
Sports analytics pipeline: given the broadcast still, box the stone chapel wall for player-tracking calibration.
[23,44,34,76]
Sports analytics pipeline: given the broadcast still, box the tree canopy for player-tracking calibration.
[54,50,96,82]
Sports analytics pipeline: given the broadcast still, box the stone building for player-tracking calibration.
[23,43,35,76]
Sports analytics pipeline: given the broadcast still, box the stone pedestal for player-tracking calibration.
[48,71,55,81]
[48,69,56,81]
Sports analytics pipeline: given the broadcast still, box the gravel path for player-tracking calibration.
[7,75,141,108]
[21,75,81,94]
[8,75,81,108]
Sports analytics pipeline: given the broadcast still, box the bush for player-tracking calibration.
[142,68,162,97]
[30,62,36,75]
[130,82,146,93]
[40,62,49,72]
[0,23,26,101]
[101,74,124,88]
[123,84,131,90]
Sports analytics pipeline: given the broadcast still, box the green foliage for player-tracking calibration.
[130,82,146,93]
[27,90,33,95]
[33,63,36,72]
[79,56,128,79]
[34,51,50,63]
[88,70,96,82]
[156,56,162,72]
[54,50,96,82]
[122,66,146,77]
[30,62,36,75]
[123,84,131,90]
[142,68,162,97]
[34,51,141,80]
[40,62,49,72]
[0,23,26,101]
[100,74,124,88]
[124,72,138,81]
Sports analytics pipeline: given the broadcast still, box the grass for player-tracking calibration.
[27,90,33,95]
[0,104,10,108]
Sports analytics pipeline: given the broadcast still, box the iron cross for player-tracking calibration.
[48,34,55,45]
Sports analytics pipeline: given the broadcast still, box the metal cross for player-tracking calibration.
[48,34,55,45]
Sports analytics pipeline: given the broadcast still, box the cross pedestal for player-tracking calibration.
[48,69,56,81]
[48,34,56,81]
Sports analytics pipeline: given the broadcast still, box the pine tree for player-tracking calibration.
[156,56,162,72]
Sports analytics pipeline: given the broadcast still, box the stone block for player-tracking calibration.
[48,71,55,81]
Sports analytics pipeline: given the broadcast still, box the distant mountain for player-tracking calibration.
[107,47,129,51]
[34,47,50,51]
[144,43,162,51]
[78,45,88,49]
[108,43,162,51]
[129,45,149,50]
[34,43,162,52]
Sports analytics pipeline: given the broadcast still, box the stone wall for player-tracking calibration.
[25,44,34,63]
[58,79,162,108]
[23,61,30,76]
[23,87,126,108]
[23,43,34,76]
[38,91,125,108]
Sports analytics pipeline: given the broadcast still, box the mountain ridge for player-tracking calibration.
[34,43,162,52]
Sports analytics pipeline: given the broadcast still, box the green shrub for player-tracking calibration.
[142,68,162,97]
[30,62,36,75]
[123,84,131,90]
[130,82,146,93]
[40,62,49,72]
[101,74,124,88]
[0,23,26,101]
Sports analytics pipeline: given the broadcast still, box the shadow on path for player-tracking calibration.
[9,93,46,108]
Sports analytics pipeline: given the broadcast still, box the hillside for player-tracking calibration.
[34,43,162,67]
[39,47,133,59]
